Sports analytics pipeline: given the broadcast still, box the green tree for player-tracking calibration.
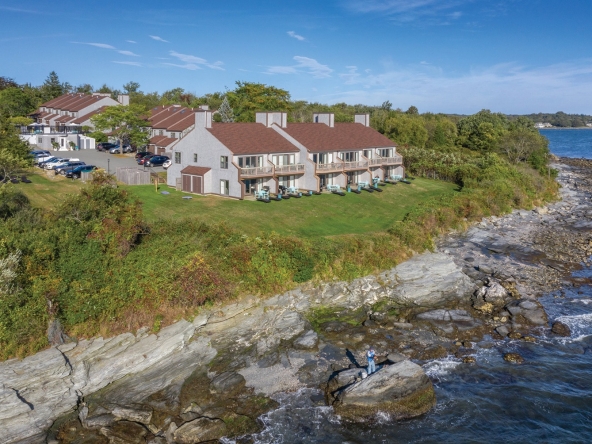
[90,105,150,149]
[456,110,509,152]
[217,96,235,122]
[40,71,66,102]
[123,81,140,94]
[0,87,37,117]
[383,113,428,148]
[0,77,18,91]
[500,129,549,164]
[75,84,94,94]
[0,115,32,182]
[226,81,291,122]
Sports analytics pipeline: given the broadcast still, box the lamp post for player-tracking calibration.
[107,158,110,175]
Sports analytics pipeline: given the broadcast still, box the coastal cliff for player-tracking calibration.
[2,159,591,443]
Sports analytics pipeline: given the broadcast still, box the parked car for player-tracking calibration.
[36,155,60,166]
[135,151,153,159]
[65,165,97,179]
[55,161,86,175]
[31,150,51,157]
[108,145,132,154]
[145,155,169,167]
[96,142,118,152]
[137,154,156,165]
[162,159,172,169]
[44,158,80,170]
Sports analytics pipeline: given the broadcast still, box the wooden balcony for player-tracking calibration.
[275,163,305,175]
[240,166,274,177]
[316,162,343,173]
[343,160,369,170]
[368,158,383,166]
[381,154,403,165]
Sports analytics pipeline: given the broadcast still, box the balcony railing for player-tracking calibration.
[381,154,403,165]
[316,162,343,173]
[240,166,274,177]
[368,158,383,166]
[275,163,305,174]
[343,160,369,170]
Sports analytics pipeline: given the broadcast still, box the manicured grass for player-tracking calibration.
[124,179,459,237]
[13,170,84,208]
[13,171,459,237]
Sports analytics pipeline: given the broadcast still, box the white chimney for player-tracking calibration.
[313,113,334,128]
[117,94,130,106]
[355,114,370,127]
[195,109,212,128]
[256,112,287,128]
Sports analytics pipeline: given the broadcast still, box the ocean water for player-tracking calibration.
[540,129,592,159]
[222,131,592,443]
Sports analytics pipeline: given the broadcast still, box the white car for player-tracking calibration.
[36,155,59,165]
[44,158,80,170]
[162,159,172,169]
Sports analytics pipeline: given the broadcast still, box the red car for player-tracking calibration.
[137,154,155,165]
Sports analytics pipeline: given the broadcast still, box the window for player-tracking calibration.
[159,130,164,136]
[38,137,42,144]
[220,180,229,195]
[220,156,228,169]
[193,153,198,163]
[170,132,176,138]
[237,156,262,168]
[363,149,371,159]
[272,154,295,166]
[379,148,392,158]
[341,151,358,162]
[175,152,181,164]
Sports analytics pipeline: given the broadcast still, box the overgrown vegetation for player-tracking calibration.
[0,76,559,360]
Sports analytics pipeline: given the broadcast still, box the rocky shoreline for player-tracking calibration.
[1,159,591,444]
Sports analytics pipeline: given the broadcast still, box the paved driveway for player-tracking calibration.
[49,150,168,173]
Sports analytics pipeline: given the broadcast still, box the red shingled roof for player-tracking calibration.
[181,166,211,175]
[207,123,299,155]
[282,123,396,152]
[149,135,178,148]
[72,106,109,124]
[149,105,195,131]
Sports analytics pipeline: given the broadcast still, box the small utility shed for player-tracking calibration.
[180,166,211,194]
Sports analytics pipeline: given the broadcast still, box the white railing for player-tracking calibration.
[368,158,383,166]
[381,154,403,165]
[240,166,274,177]
[343,160,369,170]
[275,164,305,174]
[316,162,343,172]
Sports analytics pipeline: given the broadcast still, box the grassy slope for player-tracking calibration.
[15,171,459,238]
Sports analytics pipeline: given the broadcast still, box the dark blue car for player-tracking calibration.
[144,155,169,167]
[65,165,97,179]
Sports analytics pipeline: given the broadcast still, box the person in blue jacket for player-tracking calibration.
[366,347,376,375]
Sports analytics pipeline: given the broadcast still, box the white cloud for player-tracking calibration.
[168,51,224,70]
[112,61,142,67]
[126,40,137,44]
[343,0,467,23]
[329,58,592,114]
[118,50,140,57]
[287,31,306,41]
[267,56,333,78]
[150,35,169,42]
[163,63,202,71]
[73,42,116,49]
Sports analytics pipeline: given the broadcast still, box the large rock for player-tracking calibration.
[173,417,227,444]
[385,253,474,307]
[333,360,435,422]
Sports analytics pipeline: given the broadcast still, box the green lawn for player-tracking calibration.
[14,172,459,237]
[124,179,459,237]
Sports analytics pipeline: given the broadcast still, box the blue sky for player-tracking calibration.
[1,0,591,114]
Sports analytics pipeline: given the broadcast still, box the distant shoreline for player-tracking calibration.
[539,127,592,130]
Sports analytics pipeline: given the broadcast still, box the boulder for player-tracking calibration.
[173,417,227,444]
[333,360,435,422]
[503,353,524,364]
[210,372,245,395]
[551,321,571,337]
[473,278,509,312]
[387,253,474,307]
[293,330,319,350]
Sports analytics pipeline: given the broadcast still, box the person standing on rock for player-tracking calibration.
[367,347,376,375]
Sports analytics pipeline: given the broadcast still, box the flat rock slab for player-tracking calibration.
[386,253,474,307]
[334,360,435,422]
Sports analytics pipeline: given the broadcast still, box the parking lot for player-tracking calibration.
[46,150,168,173]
